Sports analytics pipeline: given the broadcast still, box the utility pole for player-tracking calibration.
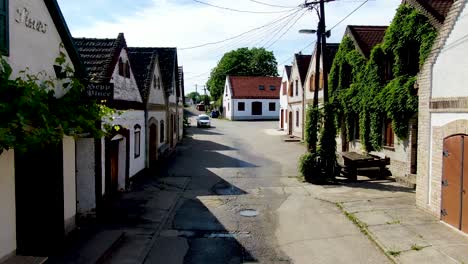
[319,0,329,103]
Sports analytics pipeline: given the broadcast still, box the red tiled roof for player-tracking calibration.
[229,76,282,99]
[346,26,388,58]
[403,0,454,25]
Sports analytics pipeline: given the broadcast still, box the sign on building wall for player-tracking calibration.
[86,83,114,100]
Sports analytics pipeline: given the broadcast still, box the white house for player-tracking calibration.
[279,65,291,130]
[0,0,85,259]
[74,33,145,213]
[287,54,312,138]
[223,76,281,121]
[416,0,466,231]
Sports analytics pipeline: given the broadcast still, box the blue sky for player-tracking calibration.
[57,0,401,94]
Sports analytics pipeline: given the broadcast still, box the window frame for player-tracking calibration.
[259,85,265,90]
[269,102,275,111]
[383,118,395,148]
[269,85,276,91]
[134,125,141,158]
[295,80,299,96]
[238,102,245,111]
[160,121,165,143]
[0,0,9,56]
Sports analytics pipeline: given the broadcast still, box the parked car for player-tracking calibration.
[197,114,211,128]
[210,110,220,118]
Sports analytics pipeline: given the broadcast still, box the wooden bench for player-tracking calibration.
[339,151,390,181]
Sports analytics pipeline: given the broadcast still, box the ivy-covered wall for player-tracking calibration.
[328,4,438,152]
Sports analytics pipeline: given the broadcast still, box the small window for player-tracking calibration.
[295,80,299,96]
[0,0,9,56]
[269,102,275,111]
[118,58,124,76]
[153,75,157,89]
[309,74,315,92]
[238,102,245,111]
[259,85,265,90]
[384,119,394,147]
[134,125,141,158]
[269,85,276,91]
[160,121,165,143]
[296,111,299,127]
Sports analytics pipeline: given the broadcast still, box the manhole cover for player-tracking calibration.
[239,209,259,217]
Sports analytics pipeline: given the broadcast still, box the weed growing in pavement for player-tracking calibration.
[387,250,401,257]
[386,220,401,225]
[411,244,424,251]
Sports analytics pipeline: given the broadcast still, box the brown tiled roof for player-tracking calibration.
[73,33,127,82]
[128,48,157,103]
[403,0,454,26]
[295,54,312,86]
[229,76,282,99]
[346,26,388,58]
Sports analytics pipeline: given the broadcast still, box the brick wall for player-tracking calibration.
[416,0,466,217]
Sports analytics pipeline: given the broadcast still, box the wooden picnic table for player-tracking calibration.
[340,151,390,181]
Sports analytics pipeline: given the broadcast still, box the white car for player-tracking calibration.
[197,114,211,128]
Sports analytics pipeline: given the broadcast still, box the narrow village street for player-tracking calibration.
[99,108,390,264]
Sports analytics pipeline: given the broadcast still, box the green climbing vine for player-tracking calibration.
[327,4,437,152]
[0,51,116,153]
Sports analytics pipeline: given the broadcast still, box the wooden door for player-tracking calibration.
[149,124,158,165]
[15,142,64,256]
[252,102,262,116]
[108,140,119,196]
[288,111,293,135]
[441,135,467,231]
[462,136,468,233]
[280,109,284,129]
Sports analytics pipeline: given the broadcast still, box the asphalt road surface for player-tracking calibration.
[143,110,389,264]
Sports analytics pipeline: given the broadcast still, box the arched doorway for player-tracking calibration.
[441,134,468,232]
[288,111,293,135]
[149,123,158,167]
[105,126,130,199]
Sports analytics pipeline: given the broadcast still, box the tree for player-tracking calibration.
[199,95,211,105]
[186,91,200,103]
[207,47,278,100]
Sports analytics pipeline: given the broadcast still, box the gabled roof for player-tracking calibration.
[285,65,292,80]
[294,54,312,86]
[73,33,127,83]
[324,43,340,73]
[44,0,84,76]
[228,76,282,99]
[345,25,388,58]
[127,48,158,103]
[403,0,454,27]
[128,48,178,94]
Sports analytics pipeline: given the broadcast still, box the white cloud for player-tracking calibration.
[62,0,401,94]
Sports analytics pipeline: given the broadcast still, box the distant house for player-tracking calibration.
[0,0,85,259]
[279,65,292,130]
[287,54,312,139]
[223,76,282,120]
[304,43,339,106]
[74,33,145,210]
[416,0,465,230]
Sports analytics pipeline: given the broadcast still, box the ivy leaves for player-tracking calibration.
[327,4,436,152]
[0,52,115,153]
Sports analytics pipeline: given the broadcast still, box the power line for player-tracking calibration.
[329,0,369,30]
[278,40,316,65]
[247,0,299,8]
[256,10,305,47]
[191,0,297,14]
[265,10,308,49]
[179,8,302,50]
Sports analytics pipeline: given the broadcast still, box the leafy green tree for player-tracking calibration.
[199,95,211,105]
[186,91,200,103]
[207,47,278,100]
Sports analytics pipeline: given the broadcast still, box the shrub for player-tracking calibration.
[299,152,324,184]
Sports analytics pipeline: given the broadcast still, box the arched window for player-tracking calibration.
[134,125,141,158]
[160,121,165,143]
[296,111,299,127]
[118,58,124,76]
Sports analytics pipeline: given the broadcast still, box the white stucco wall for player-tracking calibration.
[7,0,74,98]
[223,81,233,119]
[290,104,303,138]
[107,110,146,177]
[279,70,289,129]
[231,99,279,120]
[432,1,468,98]
[111,49,142,103]
[76,138,96,217]
[0,150,16,261]
[148,61,166,105]
[63,136,76,234]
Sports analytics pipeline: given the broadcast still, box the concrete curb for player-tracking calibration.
[136,177,190,264]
